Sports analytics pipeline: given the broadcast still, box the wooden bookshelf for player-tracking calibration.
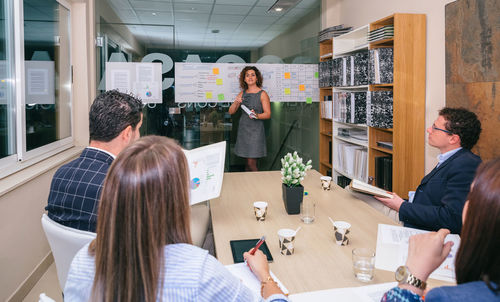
[319,84,332,175]
[368,13,426,198]
[317,14,426,197]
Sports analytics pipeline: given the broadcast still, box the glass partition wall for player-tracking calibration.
[94,0,319,172]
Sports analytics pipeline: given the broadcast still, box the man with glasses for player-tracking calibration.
[46,90,143,232]
[375,107,481,234]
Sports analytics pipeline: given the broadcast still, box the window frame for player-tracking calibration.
[0,0,73,179]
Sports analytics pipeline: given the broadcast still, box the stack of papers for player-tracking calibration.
[368,26,394,42]
[289,282,397,302]
[375,224,460,282]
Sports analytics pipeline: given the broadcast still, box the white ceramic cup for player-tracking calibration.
[333,221,351,246]
[278,228,296,255]
[253,201,268,221]
[321,176,332,190]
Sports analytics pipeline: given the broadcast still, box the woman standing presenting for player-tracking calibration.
[229,66,271,171]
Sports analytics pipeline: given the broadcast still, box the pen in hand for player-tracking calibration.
[245,235,266,267]
[250,235,266,255]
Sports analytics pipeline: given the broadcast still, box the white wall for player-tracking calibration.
[322,0,456,173]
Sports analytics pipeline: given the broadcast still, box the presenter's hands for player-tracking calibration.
[406,229,454,282]
[234,94,243,105]
[375,192,404,211]
[250,109,258,119]
[244,249,270,282]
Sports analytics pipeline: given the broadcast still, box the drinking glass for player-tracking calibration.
[352,248,375,282]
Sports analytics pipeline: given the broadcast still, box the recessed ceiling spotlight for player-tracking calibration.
[211,29,220,33]
[267,0,300,13]
[152,12,157,16]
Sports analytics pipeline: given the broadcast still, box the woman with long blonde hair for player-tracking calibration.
[64,136,287,302]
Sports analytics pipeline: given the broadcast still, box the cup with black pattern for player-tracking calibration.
[333,221,351,246]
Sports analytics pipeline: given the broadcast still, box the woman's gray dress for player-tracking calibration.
[234,90,267,158]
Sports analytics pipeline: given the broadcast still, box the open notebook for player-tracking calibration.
[349,179,393,198]
[225,263,289,300]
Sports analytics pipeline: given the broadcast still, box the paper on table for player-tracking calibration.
[241,104,257,119]
[289,282,397,302]
[375,224,460,282]
[183,141,226,205]
[225,263,289,300]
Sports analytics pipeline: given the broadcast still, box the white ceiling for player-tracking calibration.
[103,0,320,50]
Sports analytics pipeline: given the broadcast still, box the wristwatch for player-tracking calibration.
[395,265,427,290]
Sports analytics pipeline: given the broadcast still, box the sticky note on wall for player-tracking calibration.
[306,97,312,104]
[284,72,291,79]
[206,92,213,99]
[218,93,225,101]
[284,88,291,95]
[216,79,223,85]
[299,84,305,91]
[213,68,219,75]
[314,72,319,78]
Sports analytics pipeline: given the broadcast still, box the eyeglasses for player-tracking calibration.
[431,124,452,135]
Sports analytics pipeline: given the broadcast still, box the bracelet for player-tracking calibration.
[260,275,277,297]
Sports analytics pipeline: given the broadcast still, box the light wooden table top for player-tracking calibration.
[210,170,452,294]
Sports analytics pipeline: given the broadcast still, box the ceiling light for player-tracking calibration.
[211,29,220,33]
[268,0,300,13]
[152,12,157,16]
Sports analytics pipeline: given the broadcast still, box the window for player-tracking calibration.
[0,0,72,178]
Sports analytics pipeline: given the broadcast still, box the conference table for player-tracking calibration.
[210,170,453,295]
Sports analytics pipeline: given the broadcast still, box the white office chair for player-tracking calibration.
[41,214,96,290]
[190,201,211,248]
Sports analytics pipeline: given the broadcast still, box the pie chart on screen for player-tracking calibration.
[191,177,201,189]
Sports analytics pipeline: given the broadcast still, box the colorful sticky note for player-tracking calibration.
[205,92,213,99]
[284,88,291,95]
[216,79,223,85]
[314,72,319,78]
[284,72,291,79]
[213,68,219,75]
[306,97,312,104]
[218,93,225,101]
[299,84,305,91]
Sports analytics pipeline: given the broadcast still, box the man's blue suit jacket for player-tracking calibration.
[399,148,481,234]
[46,148,114,232]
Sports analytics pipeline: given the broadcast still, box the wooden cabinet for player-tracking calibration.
[318,14,426,198]
[319,39,333,176]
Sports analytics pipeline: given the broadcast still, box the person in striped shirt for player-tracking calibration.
[65,135,288,302]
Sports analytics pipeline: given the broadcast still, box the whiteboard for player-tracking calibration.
[175,63,319,103]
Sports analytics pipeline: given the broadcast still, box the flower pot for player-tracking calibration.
[282,183,304,215]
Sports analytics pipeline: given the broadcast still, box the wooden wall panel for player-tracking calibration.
[445,0,500,160]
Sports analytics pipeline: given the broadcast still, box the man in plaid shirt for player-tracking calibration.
[46,90,143,232]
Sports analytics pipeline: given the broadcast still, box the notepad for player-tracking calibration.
[230,239,273,263]
[241,104,257,119]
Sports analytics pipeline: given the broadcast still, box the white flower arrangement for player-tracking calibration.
[280,151,312,187]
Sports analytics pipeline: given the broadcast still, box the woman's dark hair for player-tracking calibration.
[455,158,500,292]
[89,136,192,302]
[239,66,263,90]
[89,90,143,142]
[439,107,481,150]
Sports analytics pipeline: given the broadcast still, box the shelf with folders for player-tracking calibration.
[319,85,333,176]
[316,13,425,196]
[333,140,368,183]
[366,13,426,198]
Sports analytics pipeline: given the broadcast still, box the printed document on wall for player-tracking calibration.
[184,141,226,205]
